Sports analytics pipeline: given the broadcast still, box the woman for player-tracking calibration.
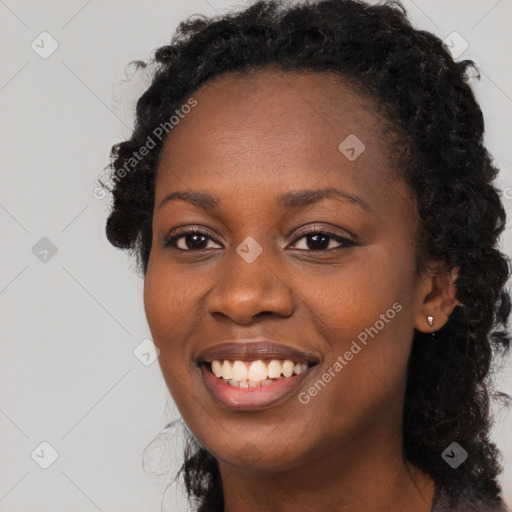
[101,0,511,510]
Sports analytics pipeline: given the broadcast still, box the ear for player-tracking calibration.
[414,266,462,333]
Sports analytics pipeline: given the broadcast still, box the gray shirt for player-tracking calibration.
[431,486,511,512]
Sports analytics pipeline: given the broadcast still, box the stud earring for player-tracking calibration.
[427,315,434,327]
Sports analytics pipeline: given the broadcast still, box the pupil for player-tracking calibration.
[308,233,329,250]
[187,233,207,249]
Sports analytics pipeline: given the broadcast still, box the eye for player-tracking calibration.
[164,228,222,251]
[163,226,356,252]
[289,229,356,251]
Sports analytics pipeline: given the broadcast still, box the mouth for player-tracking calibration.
[196,341,320,411]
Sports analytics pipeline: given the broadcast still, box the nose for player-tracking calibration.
[206,248,295,325]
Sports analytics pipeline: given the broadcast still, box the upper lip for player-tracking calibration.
[197,340,321,365]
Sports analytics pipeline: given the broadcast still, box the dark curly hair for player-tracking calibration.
[100,0,512,510]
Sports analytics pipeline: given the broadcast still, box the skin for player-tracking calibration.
[143,68,459,512]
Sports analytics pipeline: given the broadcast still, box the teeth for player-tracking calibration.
[282,360,294,377]
[221,360,232,380]
[227,377,283,388]
[248,360,267,381]
[268,359,282,378]
[209,358,312,386]
[211,360,223,378]
[294,362,307,375]
[232,361,248,381]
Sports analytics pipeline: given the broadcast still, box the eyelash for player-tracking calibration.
[163,226,356,252]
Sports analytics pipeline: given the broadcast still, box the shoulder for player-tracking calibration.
[432,485,511,512]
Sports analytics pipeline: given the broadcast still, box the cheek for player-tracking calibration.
[299,250,417,404]
[143,266,200,420]
[143,259,194,373]
[304,248,415,339]
[143,252,200,340]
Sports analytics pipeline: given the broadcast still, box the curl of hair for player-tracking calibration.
[102,1,511,510]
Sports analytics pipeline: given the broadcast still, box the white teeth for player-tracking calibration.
[231,360,248,381]
[282,360,294,377]
[221,360,232,380]
[267,359,283,378]
[294,362,308,375]
[248,360,267,381]
[209,358,313,386]
[211,360,223,378]
[226,378,278,388]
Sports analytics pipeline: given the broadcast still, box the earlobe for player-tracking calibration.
[414,267,461,333]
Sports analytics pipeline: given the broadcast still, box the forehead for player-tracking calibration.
[155,68,402,202]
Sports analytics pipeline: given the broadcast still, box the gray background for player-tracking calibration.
[1,0,511,510]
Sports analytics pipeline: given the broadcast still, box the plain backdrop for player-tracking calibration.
[0,0,511,511]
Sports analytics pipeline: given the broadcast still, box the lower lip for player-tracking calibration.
[200,363,317,411]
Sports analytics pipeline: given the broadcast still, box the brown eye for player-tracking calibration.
[164,229,222,251]
[290,230,356,251]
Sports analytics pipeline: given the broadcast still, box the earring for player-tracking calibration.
[427,315,434,327]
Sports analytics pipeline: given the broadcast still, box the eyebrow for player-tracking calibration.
[157,187,372,213]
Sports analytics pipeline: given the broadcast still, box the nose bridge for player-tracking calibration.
[206,236,294,323]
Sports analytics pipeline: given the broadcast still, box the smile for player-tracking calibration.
[199,358,318,410]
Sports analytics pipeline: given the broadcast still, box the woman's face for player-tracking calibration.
[144,69,433,471]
